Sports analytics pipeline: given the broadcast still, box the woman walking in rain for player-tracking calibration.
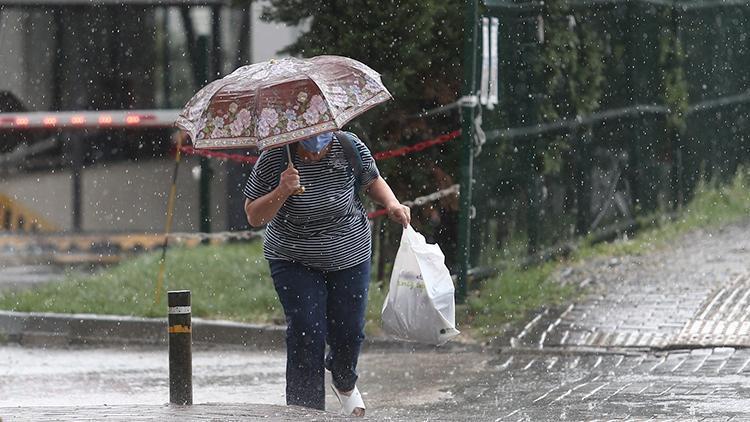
[244,131,410,416]
[175,55,399,415]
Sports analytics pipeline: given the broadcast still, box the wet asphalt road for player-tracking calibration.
[0,261,65,292]
[6,343,750,421]
[0,343,488,420]
[4,222,750,420]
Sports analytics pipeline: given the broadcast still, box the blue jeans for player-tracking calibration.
[269,259,370,410]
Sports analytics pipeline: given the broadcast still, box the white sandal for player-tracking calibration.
[331,385,366,416]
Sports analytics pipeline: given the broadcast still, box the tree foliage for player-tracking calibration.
[261,0,465,142]
[536,5,605,177]
[658,9,689,134]
[260,1,468,266]
[260,0,467,238]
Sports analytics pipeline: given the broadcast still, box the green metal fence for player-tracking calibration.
[462,0,750,273]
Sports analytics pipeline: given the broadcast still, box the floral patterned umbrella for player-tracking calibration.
[176,55,392,150]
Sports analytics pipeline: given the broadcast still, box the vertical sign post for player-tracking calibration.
[196,35,212,236]
[457,0,480,302]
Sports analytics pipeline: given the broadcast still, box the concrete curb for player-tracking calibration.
[0,311,483,352]
[0,310,285,349]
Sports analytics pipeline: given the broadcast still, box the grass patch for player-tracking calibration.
[0,242,283,324]
[466,263,576,337]
[0,240,389,333]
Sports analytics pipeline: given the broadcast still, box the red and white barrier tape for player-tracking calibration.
[177,130,461,164]
[164,184,460,241]
[179,146,259,164]
[372,130,462,160]
[367,184,460,219]
[172,133,461,239]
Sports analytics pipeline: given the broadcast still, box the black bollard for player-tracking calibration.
[168,290,193,405]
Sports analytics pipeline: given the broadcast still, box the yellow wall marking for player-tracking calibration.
[0,193,58,232]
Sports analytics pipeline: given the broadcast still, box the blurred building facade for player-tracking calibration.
[0,0,302,233]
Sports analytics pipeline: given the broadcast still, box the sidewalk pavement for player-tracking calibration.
[381,346,750,420]
[509,223,750,351]
[407,221,750,420]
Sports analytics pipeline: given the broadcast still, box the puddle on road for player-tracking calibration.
[0,344,488,413]
[0,344,287,407]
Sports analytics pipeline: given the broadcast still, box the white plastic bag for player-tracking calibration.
[381,225,460,345]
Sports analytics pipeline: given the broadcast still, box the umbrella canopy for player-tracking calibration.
[176,55,392,150]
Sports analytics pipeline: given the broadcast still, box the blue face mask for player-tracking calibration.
[300,132,334,153]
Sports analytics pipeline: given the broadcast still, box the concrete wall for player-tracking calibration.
[0,4,301,113]
[0,10,26,101]
[0,7,156,112]
[22,12,55,111]
[0,10,52,110]
[1,157,240,233]
[0,3,299,233]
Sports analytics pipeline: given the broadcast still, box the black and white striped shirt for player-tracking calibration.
[243,133,380,271]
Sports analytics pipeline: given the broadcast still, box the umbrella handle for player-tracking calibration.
[286,145,305,196]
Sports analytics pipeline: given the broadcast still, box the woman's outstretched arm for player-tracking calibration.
[366,177,411,228]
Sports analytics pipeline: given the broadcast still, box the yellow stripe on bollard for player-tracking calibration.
[169,325,193,334]
[168,324,192,334]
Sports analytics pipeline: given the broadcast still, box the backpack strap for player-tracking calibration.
[274,133,365,191]
[335,131,364,192]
